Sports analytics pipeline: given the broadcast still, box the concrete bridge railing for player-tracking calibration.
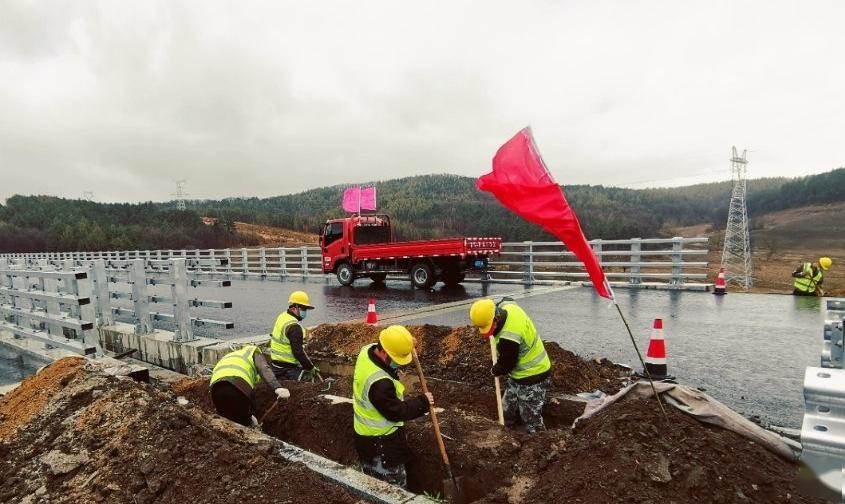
[0,257,235,356]
[0,236,711,289]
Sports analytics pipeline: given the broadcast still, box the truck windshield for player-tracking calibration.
[354,225,390,245]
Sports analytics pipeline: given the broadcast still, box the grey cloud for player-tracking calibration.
[1,1,844,203]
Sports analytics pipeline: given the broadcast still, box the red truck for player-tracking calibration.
[319,214,501,288]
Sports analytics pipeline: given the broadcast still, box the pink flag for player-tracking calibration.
[477,128,612,299]
[360,186,377,211]
[342,186,377,213]
[342,187,360,213]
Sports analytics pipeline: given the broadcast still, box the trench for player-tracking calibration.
[175,371,588,502]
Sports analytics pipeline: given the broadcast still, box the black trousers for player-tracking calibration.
[211,381,253,427]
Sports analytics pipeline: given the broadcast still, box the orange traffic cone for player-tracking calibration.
[713,267,727,295]
[366,298,378,325]
[638,318,674,381]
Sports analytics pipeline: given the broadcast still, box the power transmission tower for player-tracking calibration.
[82,191,94,201]
[173,180,189,211]
[720,146,753,289]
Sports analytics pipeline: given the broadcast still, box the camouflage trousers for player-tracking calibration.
[502,377,551,434]
[360,454,408,489]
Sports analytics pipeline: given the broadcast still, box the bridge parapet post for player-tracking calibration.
[130,259,153,335]
[171,259,193,342]
[522,241,533,285]
[629,238,642,285]
[671,237,683,285]
[301,247,310,278]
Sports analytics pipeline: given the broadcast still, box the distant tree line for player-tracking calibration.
[0,196,259,253]
[1,168,842,252]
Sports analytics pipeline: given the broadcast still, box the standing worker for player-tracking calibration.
[209,344,290,427]
[270,291,319,381]
[470,298,552,433]
[352,325,433,488]
[793,257,832,296]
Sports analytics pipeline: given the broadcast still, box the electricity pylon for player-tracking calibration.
[720,146,753,289]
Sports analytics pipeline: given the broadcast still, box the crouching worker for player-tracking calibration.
[210,344,290,427]
[352,325,433,488]
[470,298,552,433]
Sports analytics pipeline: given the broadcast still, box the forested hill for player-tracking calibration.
[0,168,842,252]
[193,168,845,241]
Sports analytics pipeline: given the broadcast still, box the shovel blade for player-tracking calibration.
[443,476,467,504]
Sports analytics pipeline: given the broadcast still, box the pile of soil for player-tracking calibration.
[0,356,85,440]
[0,358,362,504]
[504,397,820,504]
[176,375,824,503]
[308,323,630,395]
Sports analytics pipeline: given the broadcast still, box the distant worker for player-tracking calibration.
[209,344,290,427]
[792,257,832,297]
[270,291,319,381]
[352,325,433,488]
[470,297,552,433]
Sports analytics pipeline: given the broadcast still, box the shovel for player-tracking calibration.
[411,348,466,504]
[259,397,283,426]
[489,336,505,426]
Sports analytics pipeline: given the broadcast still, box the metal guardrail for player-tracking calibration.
[0,258,102,356]
[800,298,845,500]
[0,236,711,288]
[0,257,234,343]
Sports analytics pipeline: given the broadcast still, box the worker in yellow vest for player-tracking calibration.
[793,257,832,296]
[209,344,290,427]
[270,291,318,381]
[470,298,552,433]
[352,325,433,488]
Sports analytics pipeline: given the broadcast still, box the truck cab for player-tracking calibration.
[319,215,391,274]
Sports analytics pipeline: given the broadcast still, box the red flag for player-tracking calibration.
[477,127,612,299]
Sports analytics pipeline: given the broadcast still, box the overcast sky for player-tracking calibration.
[1,1,844,203]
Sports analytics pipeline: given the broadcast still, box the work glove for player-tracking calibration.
[275,387,290,400]
[307,366,321,382]
[250,415,259,427]
[424,392,434,407]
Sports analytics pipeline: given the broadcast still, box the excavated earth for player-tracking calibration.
[172,323,825,503]
[0,359,362,504]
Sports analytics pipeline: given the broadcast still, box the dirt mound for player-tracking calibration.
[176,376,823,503]
[308,323,631,395]
[0,356,85,440]
[501,396,820,504]
[0,358,362,504]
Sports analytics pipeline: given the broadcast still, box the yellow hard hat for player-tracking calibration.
[288,291,314,309]
[378,325,414,366]
[820,257,832,270]
[470,299,496,334]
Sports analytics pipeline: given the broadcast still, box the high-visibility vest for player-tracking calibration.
[794,263,824,293]
[495,302,552,380]
[270,312,304,365]
[210,345,260,389]
[352,344,405,437]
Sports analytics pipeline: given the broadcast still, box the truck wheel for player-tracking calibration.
[336,263,355,286]
[410,262,435,289]
[442,270,465,287]
[370,273,387,284]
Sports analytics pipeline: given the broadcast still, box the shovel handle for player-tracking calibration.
[411,348,451,468]
[490,337,505,426]
[259,397,282,425]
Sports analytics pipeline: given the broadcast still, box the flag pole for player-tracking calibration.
[357,185,361,215]
[607,282,669,422]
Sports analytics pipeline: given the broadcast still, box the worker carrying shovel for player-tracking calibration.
[470,298,552,433]
[269,291,321,382]
[352,325,434,488]
[209,344,290,427]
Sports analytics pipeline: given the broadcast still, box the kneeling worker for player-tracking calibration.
[270,291,319,381]
[470,298,552,433]
[352,325,433,488]
[210,344,290,427]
